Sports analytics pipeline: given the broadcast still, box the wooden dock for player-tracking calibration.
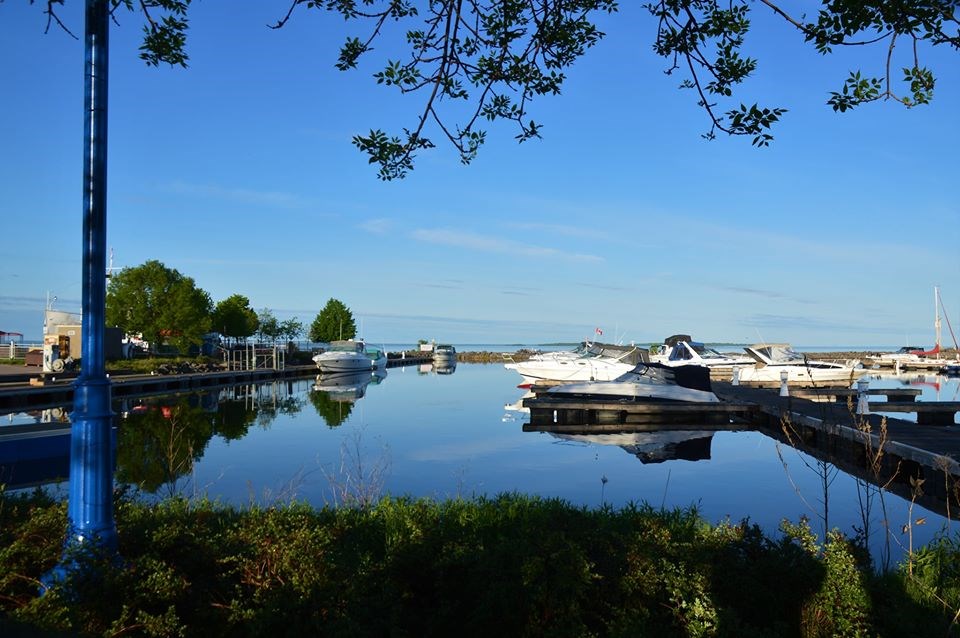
[523,381,960,516]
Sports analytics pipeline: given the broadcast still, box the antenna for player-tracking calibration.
[105,247,121,279]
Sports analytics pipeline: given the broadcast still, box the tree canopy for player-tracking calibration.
[211,294,258,344]
[105,259,213,352]
[309,298,356,343]
[30,0,960,178]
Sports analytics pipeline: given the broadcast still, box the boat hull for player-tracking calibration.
[504,359,636,384]
[313,352,386,372]
[734,365,864,385]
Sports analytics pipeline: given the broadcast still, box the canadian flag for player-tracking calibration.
[595,327,603,336]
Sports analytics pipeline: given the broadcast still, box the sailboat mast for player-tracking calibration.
[935,285,942,348]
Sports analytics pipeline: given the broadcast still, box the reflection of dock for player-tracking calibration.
[714,382,960,517]
[0,367,321,412]
[521,380,960,516]
[523,395,754,426]
[0,423,73,489]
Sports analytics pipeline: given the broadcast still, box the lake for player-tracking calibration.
[3,353,959,566]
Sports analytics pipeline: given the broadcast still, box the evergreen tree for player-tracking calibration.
[309,299,356,343]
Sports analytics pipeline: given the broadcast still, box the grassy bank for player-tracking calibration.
[2,491,958,637]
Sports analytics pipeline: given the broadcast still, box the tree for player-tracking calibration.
[256,308,281,344]
[31,1,960,178]
[210,294,258,344]
[279,317,304,344]
[106,259,212,353]
[309,298,356,343]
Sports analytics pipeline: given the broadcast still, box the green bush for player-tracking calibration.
[1,491,956,637]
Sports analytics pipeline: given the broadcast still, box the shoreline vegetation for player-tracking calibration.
[2,490,959,637]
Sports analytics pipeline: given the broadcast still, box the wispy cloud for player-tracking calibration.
[574,281,633,292]
[410,228,603,263]
[716,284,819,305]
[408,436,530,462]
[742,313,864,333]
[504,220,659,249]
[165,181,313,209]
[359,218,394,234]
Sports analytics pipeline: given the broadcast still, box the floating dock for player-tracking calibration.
[524,380,960,516]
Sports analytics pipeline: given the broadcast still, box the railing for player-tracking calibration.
[222,344,286,371]
[5,342,42,359]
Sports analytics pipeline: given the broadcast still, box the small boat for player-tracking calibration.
[504,342,646,384]
[433,344,457,363]
[734,343,865,385]
[646,334,689,363]
[546,363,719,403]
[312,340,386,372]
[867,346,928,368]
[941,364,960,377]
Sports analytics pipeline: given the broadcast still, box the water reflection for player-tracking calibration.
[548,430,716,464]
[435,361,457,375]
[116,397,216,497]
[3,364,959,562]
[310,370,387,427]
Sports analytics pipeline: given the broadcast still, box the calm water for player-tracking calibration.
[3,357,959,564]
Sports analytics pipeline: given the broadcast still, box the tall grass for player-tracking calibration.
[1,489,955,637]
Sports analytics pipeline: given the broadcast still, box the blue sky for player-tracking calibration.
[2,2,958,347]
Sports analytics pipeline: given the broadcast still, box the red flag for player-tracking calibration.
[595,327,603,336]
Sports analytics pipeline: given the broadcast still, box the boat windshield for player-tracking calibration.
[328,341,364,352]
[753,344,804,363]
[690,343,727,360]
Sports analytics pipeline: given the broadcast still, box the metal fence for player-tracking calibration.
[6,341,41,359]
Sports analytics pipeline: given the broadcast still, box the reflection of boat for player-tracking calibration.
[313,370,386,402]
[735,344,865,385]
[434,360,457,375]
[551,430,715,464]
[312,340,386,372]
[546,363,719,403]
[504,342,646,384]
[505,390,535,413]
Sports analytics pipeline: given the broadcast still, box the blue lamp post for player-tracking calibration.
[43,0,117,587]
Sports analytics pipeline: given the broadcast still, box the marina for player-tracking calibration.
[2,358,958,506]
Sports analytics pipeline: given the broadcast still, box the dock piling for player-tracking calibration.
[856,379,870,415]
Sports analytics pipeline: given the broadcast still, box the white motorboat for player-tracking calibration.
[867,346,928,368]
[734,343,865,385]
[433,344,457,363]
[647,334,693,364]
[664,340,754,369]
[312,340,387,372]
[504,342,646,385]
[545,363,719,403]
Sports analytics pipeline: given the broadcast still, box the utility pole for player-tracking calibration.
[44,0,117,588]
